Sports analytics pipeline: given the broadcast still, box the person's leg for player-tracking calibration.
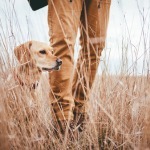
[73,0,111,124]
[48,0,83,125]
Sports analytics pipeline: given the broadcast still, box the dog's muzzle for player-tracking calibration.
[42,58,62,71]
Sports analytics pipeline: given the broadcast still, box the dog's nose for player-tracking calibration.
[56,58,62,66]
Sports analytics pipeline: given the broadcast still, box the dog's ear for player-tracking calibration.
[14,41,32,64]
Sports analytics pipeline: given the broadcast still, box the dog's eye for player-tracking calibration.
[39,50,46,54]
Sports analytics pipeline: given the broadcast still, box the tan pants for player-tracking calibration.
[48,0,111,121]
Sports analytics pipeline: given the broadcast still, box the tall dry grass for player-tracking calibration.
[0,67,150,149]
[0,0,150,149]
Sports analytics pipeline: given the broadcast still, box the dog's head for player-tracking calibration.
[14,41,62,72]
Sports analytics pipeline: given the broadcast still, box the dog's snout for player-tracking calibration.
[56,58,62,66]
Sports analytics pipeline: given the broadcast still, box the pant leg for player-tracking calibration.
[73,0,111,114]
[48,0,83,121]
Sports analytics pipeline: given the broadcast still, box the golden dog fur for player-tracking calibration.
[14,40,62,89]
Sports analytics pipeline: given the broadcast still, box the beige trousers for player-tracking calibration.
[48,0,111,121]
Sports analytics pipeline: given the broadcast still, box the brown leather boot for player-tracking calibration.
[52,120,77,141]
[74,113,88,132]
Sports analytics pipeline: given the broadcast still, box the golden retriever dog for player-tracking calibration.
[14,40,62,90]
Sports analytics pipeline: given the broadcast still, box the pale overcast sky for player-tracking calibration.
[0,0,150,74]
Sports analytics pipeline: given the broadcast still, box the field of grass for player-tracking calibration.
[0,0,150,149]
[0,66,150,149]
